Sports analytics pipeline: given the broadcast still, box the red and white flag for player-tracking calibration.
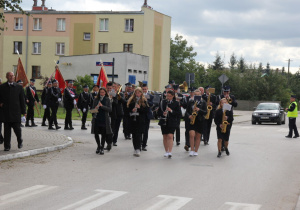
[96,65,109,87]
[55,66,66,93]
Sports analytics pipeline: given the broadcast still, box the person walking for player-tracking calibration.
[285,95,299,138]
[41,81,52,126]
[0,72,26,151]
[63,81,77,130]
[77,85,92,130]
[25,79,40,127]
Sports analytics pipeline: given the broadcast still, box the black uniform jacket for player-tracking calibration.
[0,82,26,122]
[128,99,148,132]
[63,88,77,109]
[26,85,39,106]
[185,99,207,123]
[157,99,181,127]
[214,108,234,128]
[45,87,62,107]
[77,91,92,110]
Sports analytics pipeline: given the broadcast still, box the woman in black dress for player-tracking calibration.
[214,98,234,158]
[185,89,207,156]
[92,87,112,155]
[127,87,148,157]
[158,90,181,158]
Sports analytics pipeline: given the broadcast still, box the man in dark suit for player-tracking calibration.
[25,78,40,127]
[141,83,154,151]
[112,83,125,146]
[0,72,26,151]
[63,80,77,130]
[122,83,133,140]
[41,81,52,126]
[173,84,184,146]
[77,84,92,130]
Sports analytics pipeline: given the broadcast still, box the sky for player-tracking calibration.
[20,0,300,73]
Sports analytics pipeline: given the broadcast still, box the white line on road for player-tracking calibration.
[145,195,193,210]
[0,185,57,206]
[219,202,261,210]
[59,189,127,210]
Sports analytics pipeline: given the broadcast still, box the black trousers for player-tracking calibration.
[0,121,3,140]
[49,106,59,127]
[175,123,180,143]
[4,122,22,149]
[113,116,123,143]
[203,117,213,142]
[142,118,150,148]
[288,117,299,137]
[94,126,107,148]
[42,107,50,124]
[132,132,142,150]
[123,115,131,137]
[26,105,35,123]
[65,108,73,128]
[184,119,190,147]
[81,110,88,125]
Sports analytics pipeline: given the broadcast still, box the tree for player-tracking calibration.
[237,56,246,72]
[0,0,28,31]
[169,34,205,86]
[74,75,94,93]
[212,52,224,70]
[228,53,237,70]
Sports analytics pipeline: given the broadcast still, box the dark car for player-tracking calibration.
[252,103,286,125]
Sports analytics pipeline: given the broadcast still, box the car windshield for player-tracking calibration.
[256,104,279,110]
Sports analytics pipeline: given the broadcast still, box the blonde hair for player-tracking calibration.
[127,87,147,108]
[194,89,201,96]
[217,98,228,109]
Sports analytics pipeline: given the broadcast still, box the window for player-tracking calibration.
[100,19,109,31]
[14,18,23,30]
[57,18,66,31]
[32,66,41,79]
[124,44,133,53]
[32,42,41,54]
[128,69,132,73]
[133,70,137,74]
[84,32,91,40]
[56,43,65,55]
[13,41,22,54]
[99,43,108,54]
[125,19,134,32]
[33,18,42,30]
[139,70,142,74]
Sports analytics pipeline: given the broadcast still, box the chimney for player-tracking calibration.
[33,0,37,7]
[41,0,45,7]
[143,0,147,7]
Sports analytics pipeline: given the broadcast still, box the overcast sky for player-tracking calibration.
[21,0,300,73]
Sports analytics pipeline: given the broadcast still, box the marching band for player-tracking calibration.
[1,75,239,158]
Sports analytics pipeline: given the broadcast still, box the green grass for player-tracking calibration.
[34,106,93,120]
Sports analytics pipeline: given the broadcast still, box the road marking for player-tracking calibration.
[145,195,192,210]
[218,202,261,210]
[0,185,57,206]
[59,189,127,210]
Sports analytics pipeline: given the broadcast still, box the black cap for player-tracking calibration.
[30,79,35,82]
[165,84,172,89]
[142,84,148,87]
[223,86,230,92]
[173,84,179,90]
[17,80,23,84]
[47,81,52,84]
[189,87,196,92]
[93,85,99,88]
[52,79,57,83]
[168,80,175,85]
[83,84,89,88]
[125,82,132,87]
[68,80,74,84]
[291,95,296,98]
[205,85,211,90]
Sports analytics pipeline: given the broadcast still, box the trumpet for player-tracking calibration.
[179,81,188,92]
[190,101,198,125]
[221,109,229,133]
[205,93,212,119]
[226,96,232,104]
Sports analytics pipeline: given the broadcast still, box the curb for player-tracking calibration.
[0,136,73,161]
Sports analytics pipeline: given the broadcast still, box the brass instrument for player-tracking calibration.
[179,81,188,92]
[205,93,212,119]
[190,101,198,125]
[117,85,123,100]
[226,96,232,104]
[138,81,144,87]
[221,109,229,133]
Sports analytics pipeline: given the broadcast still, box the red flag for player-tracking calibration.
[55,67,66,93]
[96,66,109,87]
[15,58,29,87]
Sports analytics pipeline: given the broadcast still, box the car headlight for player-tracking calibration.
[253,113,258,116]
[272,113,278,116]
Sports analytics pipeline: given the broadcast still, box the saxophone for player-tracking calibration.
[205,93,212,119]
[221,109,229,133]
[190,101,198,125]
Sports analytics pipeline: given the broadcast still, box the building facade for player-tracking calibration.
[0,1,171,90]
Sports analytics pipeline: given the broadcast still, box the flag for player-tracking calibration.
[15,58,29,87]
[55,66,66,93]
[96,65,109,87]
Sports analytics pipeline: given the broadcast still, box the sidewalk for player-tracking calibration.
[0,111,252,161]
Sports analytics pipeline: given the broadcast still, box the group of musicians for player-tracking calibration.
[16,77,238,158]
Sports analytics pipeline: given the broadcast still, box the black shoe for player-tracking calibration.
[142,147,147,151]
[99,148,104,155]
[293,135,299,138]
[285,135,292,138]
[4,148,10,151]
[41,123,47,126]
[0,139,3,144]
[106,144,111,151]
[20,124,24,127]
[225,148,230,156]
[217,151,221,158]
[25,124,31,127]
[81,127,87,130]
[18,140,23,149]
[31,124,38,127]
[69,127,74,130]
[204,141,209,145]
[113,143,117,146]
[55,126,61,130]
[184,145,189,151]
[48,127,55,130]
[176,142,180,146]
[96,147,100,154]
[64,127,70,130]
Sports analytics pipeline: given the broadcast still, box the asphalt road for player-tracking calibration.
[1,121,300,210]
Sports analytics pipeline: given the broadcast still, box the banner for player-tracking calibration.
[15,58,29,87]
[55,67,66,93]
[96,66,109,87]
